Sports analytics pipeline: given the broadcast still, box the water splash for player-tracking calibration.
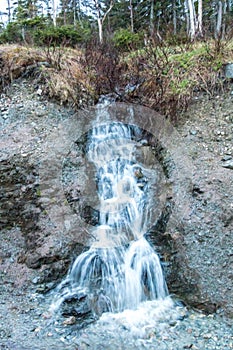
[51,120,169,316]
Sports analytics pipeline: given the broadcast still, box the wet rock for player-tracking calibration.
[61,293,91,317]
[63,316,76,325]
[221,155,232,161]
[221,159,233,169]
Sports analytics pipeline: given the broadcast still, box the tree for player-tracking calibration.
[51,0,57,26]
[197,0,203,36]
[172,0,177,35]
[149,0,155,35]
[91,0,114,43]
[7,0,12,22]
[129,0,134,33]
[186,0,196,39]
[215,0,227,39]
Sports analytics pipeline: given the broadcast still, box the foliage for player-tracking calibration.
[112,28,144,52]
[33,24,91,47]
[0,16,48,44]
[0,22,23,43]
[118,39,231,120]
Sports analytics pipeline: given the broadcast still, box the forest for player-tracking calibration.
[0,1,233,45]
[0,1,233,120]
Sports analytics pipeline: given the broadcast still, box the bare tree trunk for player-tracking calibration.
[62,0,67,25]
[77,0,83,26]
[185,0,190,36]
[129,0,134,33]
[216,0,223,38]
[221,0,227,39]
[186,0,196,39]
[172,0,177,35]
[150,0,155,35]
[94,0,103,43]
[197,0,203,36]
[7,0,11,23]
[73,0,77,26]
[51,0,57,26]
[94,0,114,44]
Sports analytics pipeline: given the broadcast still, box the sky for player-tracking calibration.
[0,0,7,11]
[0,0,61,23]
[0,0,10,23]
[0,0,56,24]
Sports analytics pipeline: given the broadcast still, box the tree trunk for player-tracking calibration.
[150,0,155,35]
[52,0,57,26]
[197,0,203,36]
[216,0,223,38]
[172,0,177,35]
[94,0,114,44]
[221,0,227,39]
[97,17,103,43]
[77,0,83,26]
[129,0,134,33]
[94,0,103,43]
[187,0,196,40]
[73,0,77,26]
[185,0,190,36]
[7,0,11,23]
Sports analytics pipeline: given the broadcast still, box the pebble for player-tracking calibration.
[222,155,232,161]
[63,316,76,326]
[189,129,198,135]
[222,159,233,169]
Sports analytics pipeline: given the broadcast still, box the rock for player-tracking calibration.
[224,63,233,78]
[221,159,233,169]
[62,316,76,325]
[31,277,40,284]
[203,333,212,339]
[37,88,43,96]
[221,155,232,161]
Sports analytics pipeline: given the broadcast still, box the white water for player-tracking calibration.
[51,115,172,319]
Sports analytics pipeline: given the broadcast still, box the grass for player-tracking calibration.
[0,40,233,120]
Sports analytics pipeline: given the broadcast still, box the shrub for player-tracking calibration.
[112,28,143,52]
[0,22,23,43]
[33,25,91,47]
[0,17,48,44]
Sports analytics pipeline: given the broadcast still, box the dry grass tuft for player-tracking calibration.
[0,45,95,108]
[1,40,233,119]
[119,40,233,120]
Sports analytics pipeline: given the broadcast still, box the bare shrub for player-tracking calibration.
[80,38,123,97]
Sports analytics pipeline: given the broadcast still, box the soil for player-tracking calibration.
[0,78,232,349]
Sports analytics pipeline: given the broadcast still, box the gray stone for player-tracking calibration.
[224,63,233,78]
[222,159,233,169]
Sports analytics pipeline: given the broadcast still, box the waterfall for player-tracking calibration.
[51,116,169,317]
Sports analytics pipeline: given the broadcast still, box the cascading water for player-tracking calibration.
[51,106,170,320]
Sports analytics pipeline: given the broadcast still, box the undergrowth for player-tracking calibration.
[0,39,232,121]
